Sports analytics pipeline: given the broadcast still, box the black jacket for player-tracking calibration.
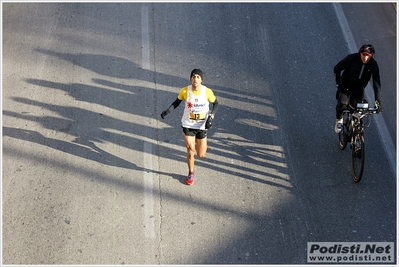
[334,53,381,102]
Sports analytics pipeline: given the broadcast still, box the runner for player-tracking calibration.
[160,69,219,185]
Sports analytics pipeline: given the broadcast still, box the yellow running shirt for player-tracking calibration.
[178,85,216,130]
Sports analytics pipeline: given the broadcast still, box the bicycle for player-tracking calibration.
[337,100,378,183]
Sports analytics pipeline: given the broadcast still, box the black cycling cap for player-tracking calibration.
[359,44,375,56]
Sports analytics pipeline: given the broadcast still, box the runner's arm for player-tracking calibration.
[169,98,183,111]
[209,98,219,117]
[160,98,182,119]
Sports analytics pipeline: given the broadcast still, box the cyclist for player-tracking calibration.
[334,44,382,133]
[160,69,219,185]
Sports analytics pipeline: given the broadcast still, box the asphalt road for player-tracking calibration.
[2,3,396,264]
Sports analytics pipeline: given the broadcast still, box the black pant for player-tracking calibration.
[336,91,363,119]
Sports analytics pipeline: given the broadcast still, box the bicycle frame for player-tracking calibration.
[338,101,378,182]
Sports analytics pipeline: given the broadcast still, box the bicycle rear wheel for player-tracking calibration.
[351,133,365,183]
[338,113,348,150]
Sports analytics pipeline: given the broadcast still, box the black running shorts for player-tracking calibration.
[182,127,207,139]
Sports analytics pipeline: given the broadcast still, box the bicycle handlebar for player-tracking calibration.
[338,106,378,114]
[339,106,379,122]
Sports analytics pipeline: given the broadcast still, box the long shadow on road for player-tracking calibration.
[2,45,301,264]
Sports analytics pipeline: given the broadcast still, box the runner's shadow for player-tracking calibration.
[3,126,137,169]
[3,126,185,183]
[171,174,189,185]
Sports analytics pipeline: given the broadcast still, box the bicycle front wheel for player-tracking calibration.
[351,133,365,183]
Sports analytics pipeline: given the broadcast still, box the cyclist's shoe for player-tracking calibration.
[335,118,343,134]
[185,172,194,185]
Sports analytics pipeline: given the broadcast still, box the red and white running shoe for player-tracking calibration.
[185,172,194,185]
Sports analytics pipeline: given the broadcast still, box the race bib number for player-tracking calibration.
[189,112,205,120]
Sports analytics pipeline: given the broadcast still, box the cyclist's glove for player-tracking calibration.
[375,100,382,114]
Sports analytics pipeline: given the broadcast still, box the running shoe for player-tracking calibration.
[185,172,194,185]
[335,118,343,134]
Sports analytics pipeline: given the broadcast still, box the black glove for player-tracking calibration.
[205,115,213,129]
[160,109,170,119]
[375,100,382,114]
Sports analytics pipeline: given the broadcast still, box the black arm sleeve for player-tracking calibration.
[334,54,355,86]
[209,98,219,115]
[167,98,182,112]
[334,55,349,86]
[333,63,342,86]
[371,61,381,102]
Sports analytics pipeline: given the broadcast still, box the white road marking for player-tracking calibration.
[141,5,155,238]
[141,5,151,70]
[143,142,155,238]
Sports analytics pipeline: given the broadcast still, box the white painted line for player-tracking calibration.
[141,4,155,238]
[141,5,151,70]
[143,142,155,238]
[333,3,396,178]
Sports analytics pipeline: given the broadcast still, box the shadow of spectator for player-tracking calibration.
[34,48,187,87]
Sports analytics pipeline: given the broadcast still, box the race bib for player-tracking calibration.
[189,112,205,120]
